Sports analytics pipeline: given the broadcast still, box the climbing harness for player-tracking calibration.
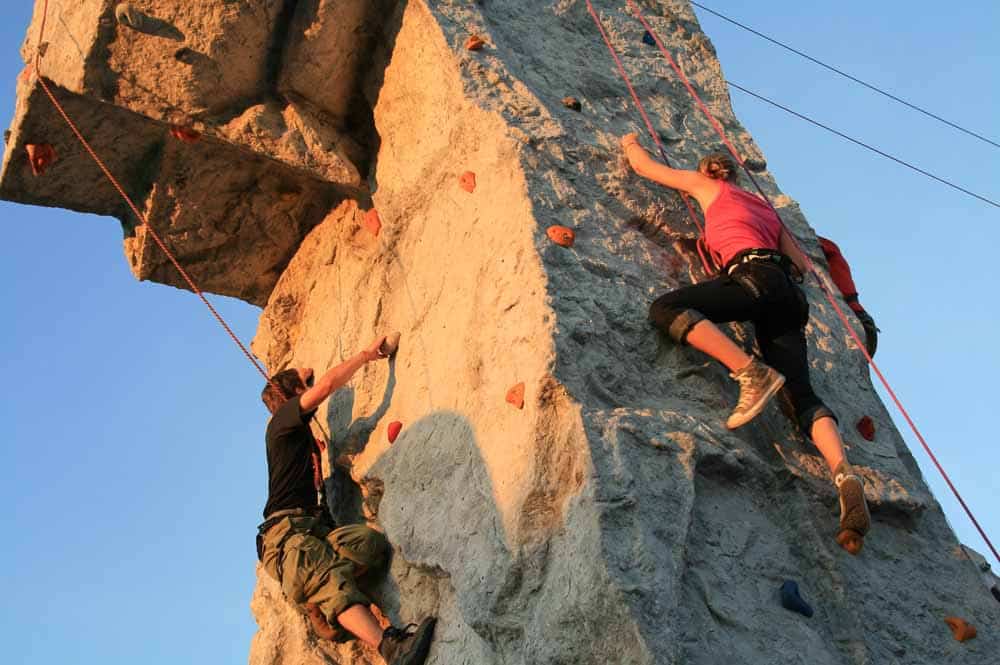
[588,0,999,565]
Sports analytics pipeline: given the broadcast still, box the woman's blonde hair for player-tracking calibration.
[698,153,738,182]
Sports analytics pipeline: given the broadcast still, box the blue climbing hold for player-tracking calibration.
[780,580,814,618]
[642,31,656,46]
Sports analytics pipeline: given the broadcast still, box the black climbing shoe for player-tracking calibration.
[379,617,436,665]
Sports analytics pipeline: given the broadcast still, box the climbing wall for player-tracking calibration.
[3,1,997,664]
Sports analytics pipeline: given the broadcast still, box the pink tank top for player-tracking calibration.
[703,181,783,266]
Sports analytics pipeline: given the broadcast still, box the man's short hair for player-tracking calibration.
[261,369,305,414]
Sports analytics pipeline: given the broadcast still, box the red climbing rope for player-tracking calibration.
[622,0,999,565]
[584,0,715,277]
[33,0,270,384]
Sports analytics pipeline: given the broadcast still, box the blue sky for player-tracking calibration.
[1,2,997,663]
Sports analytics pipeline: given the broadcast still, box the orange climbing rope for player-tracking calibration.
[601,0,998,565]
[32,0,270,384]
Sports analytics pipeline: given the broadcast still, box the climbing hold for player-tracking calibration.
[114,3,146,31]
[944,616,977,642]
[546,225,575,248]
[379,331,401,358]
[465,34,486,51]
[169,125,201,144]
[562,96,582,112]
[642,31,656,46]
[364,209,382,237]
[856,416,875,441]
[305,603,338,641]
[779,580,814,618]
[506,382,525,410]
[387,421,403,443]
[25,144,57,176]
[459,171,476,193]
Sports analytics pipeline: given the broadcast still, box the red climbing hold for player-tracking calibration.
[506,382,525,410]
[387,421,403,443]
[944,616,977,642]
[856,416,875,441]
[459,171,476,193]
[169,125,201,144]
[547,225,575,248]
[364,209,382,237]
[25,143,56,176]
[465,34,486,51]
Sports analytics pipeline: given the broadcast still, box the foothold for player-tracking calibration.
[506,382,525,410]
[379,331,401,358]
[562,96,582,112]
[25,143,57,176]
[546,225,575,248]
[115,3,145,30]
[169,125,201,144]
[855,416,875,441]
[459,171,476,193]
[642,31,656,46]
[465,34,486,51]
[779,580,814,618]
[387,421,403,444]
[364,209,382,237]
[944,616,977,642]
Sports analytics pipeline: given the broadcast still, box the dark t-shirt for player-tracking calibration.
[262,395,318,518]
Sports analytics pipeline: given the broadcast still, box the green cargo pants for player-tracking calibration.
[260,514,388,640]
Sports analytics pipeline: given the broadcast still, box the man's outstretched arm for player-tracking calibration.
[300,335,386,412]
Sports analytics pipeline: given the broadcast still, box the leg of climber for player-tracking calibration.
[650,274,785,429]
[759,321,871,555]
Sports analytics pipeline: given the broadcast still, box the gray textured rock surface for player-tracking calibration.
[4,1,998,664]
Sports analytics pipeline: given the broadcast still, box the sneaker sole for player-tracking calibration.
[725,372,786,429]
[837,475,871,556]
[399,618,436,665]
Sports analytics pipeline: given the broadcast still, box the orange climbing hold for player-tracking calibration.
[169,125,201,144]
[547,225,575,247]
[856,416,875,441]
[459,171,476,193]
[25,143,56,176]
[506,382,525,410]
[387,421,403,443]
[562,96,582,112]
[465,34,486,51]
[944,616,977,642]
[364,209,382,237]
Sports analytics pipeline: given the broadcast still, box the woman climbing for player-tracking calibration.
[621,133,871,554]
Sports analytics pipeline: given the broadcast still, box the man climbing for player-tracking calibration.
[621,136,871,555]
[819,237,878,357]
[257,333,436,664]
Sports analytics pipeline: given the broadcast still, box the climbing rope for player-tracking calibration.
[32,0,271,385]
[620,0,999,565]
[584,0,716,277]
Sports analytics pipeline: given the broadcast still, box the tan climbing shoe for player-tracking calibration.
[725,358,785,429]
[379,332,401,358]
[304,603,338,641]
[834,467,871,555]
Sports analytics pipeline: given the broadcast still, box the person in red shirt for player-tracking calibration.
[622,134,870,554]
[819,237,878,357]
